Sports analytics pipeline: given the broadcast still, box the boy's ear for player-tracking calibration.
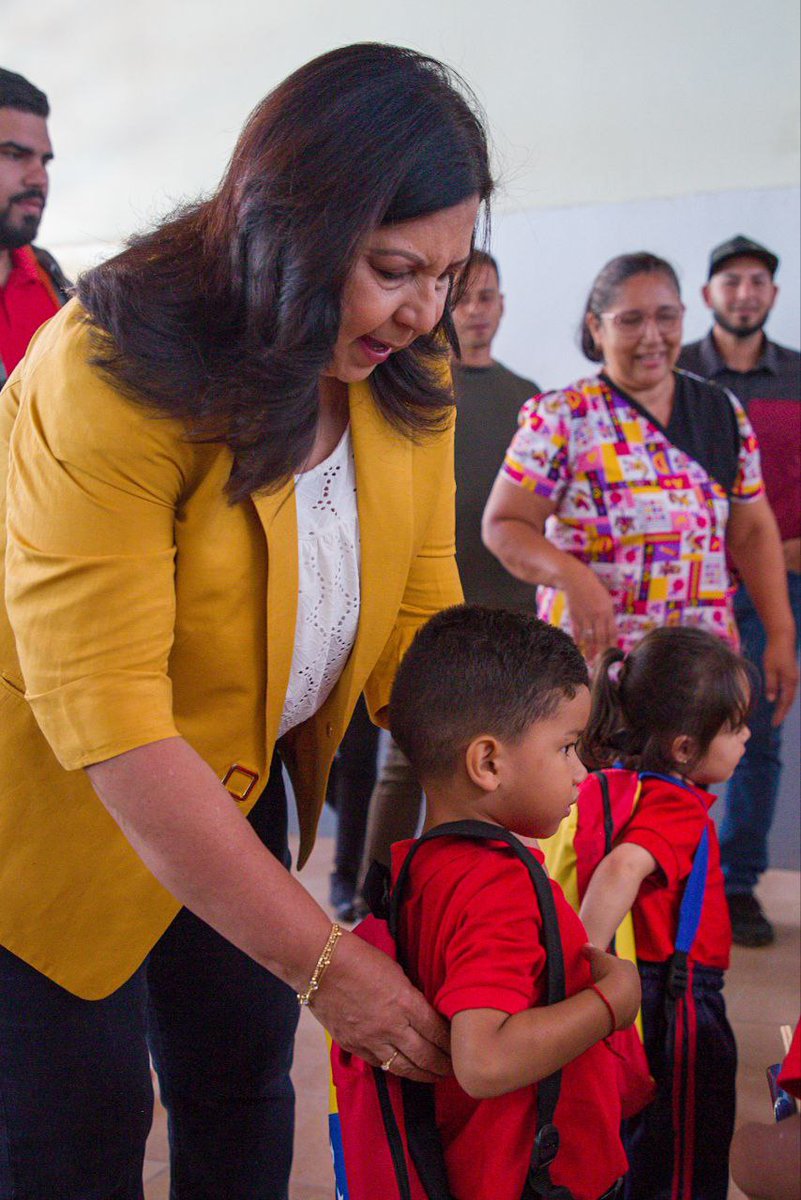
[671,733,695,767]
[465,735,502,792]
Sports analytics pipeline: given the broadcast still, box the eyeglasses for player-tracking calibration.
[600,305,685,336]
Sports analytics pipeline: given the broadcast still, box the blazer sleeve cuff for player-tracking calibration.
[26,671,179,770]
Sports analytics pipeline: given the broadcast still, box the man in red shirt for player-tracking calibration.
[0,68,70,387]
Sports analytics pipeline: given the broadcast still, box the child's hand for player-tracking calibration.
[582,944,641,1032]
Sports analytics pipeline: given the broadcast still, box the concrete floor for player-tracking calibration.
[143,837,801,1199]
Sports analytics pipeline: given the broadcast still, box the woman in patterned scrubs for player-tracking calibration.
[483,252,797,722]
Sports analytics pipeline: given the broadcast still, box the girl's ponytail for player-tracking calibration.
[580,627,756,777]
[580,647,627,769]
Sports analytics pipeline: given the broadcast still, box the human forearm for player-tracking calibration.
[451,989,615,1098]
[88,736,452,1078]
[729,502,795,638]
[451,948,640,1099]
[580,845,656,950]
[728,499,799,722]
[482,511,577,590]
[484,521,618,655]
[481,477,617,655]
[87,737,331,991]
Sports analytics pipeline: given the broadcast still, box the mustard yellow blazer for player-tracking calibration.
[0,302,462,999]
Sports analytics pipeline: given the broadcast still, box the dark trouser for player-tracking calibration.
[0,756,299,1200]
[357,737,422,887]
[720,574,801,894]
[328,695,380,903]
[622,962,736,1200]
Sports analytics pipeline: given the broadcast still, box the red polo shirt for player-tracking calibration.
[619,775,731,968]
[0,246,60,376]
[393,836,627,1200]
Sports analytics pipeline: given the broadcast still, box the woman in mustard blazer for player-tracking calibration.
[0,45,493,1197]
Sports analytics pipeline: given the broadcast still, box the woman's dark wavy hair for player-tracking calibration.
[77,43,494,502]
[579,251,681,363]
[580,627,757,776]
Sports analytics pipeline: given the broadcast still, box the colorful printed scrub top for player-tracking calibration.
[502,371,764,653]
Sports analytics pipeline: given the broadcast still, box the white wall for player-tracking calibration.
[6,0,800,253]
[492,185,801,388]
[6,2,800,856]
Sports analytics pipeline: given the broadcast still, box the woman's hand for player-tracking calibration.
[582,945,641,1032]
[763,629,800,725]
[312,931,451,1082]
[88,737,449,1084]
[482,477,620,658]
[561,558,619,660]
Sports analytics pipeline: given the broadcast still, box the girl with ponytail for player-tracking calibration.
[576,626,756,1200]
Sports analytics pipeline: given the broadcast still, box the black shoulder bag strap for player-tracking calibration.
[387,820,575,1200]
[594,770,618,955]
[32,245,73,306]
[637,773,712,1003]
[594,770,615,858]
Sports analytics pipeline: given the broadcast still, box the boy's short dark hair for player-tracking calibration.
[0,69,49,117]
[389,605,589,780]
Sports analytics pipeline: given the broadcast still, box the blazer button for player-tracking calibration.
[325,722,334,737]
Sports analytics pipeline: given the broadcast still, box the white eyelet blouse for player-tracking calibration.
[278,426,361,738]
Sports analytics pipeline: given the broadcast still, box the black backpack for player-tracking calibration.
[329,820,576,1200]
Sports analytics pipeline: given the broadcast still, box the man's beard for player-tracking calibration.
[0,193,44,250]
[712,306,768,341]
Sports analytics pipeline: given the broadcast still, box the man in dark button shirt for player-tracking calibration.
[679,235,800,947]
[451,250,540,609]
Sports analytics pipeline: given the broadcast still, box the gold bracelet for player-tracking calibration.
[297,923,343,1007]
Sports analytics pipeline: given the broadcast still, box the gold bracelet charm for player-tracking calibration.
[297,922,343,1007]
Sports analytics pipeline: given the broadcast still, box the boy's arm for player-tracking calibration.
[451,947,640,1099]
[579,843,658,950]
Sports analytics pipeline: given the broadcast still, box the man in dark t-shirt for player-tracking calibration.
[451,250,540,609]
[679,235,801,948]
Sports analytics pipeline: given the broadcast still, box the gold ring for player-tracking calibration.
[380,1049,400,1072]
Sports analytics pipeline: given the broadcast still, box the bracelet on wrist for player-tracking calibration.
[589,982,617,1035]
[297,923,343,1007]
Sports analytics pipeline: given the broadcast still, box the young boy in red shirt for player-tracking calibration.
[387,605,640,1200]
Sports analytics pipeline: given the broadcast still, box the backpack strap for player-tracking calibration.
[665,826,710,999]
[32,245,73,306]
[592,771,621,957]
[594,770,615,858]
[373,1069,415,1200]
[638,773,711,1000]
[390,820,574,1200]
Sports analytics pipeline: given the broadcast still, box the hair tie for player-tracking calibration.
[607,657,625,685]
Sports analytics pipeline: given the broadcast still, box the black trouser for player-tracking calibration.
[328,695,380,902]
[0,756,299,1200]
[622,961,736,1200]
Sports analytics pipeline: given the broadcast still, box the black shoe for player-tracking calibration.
[727,893,775,947]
